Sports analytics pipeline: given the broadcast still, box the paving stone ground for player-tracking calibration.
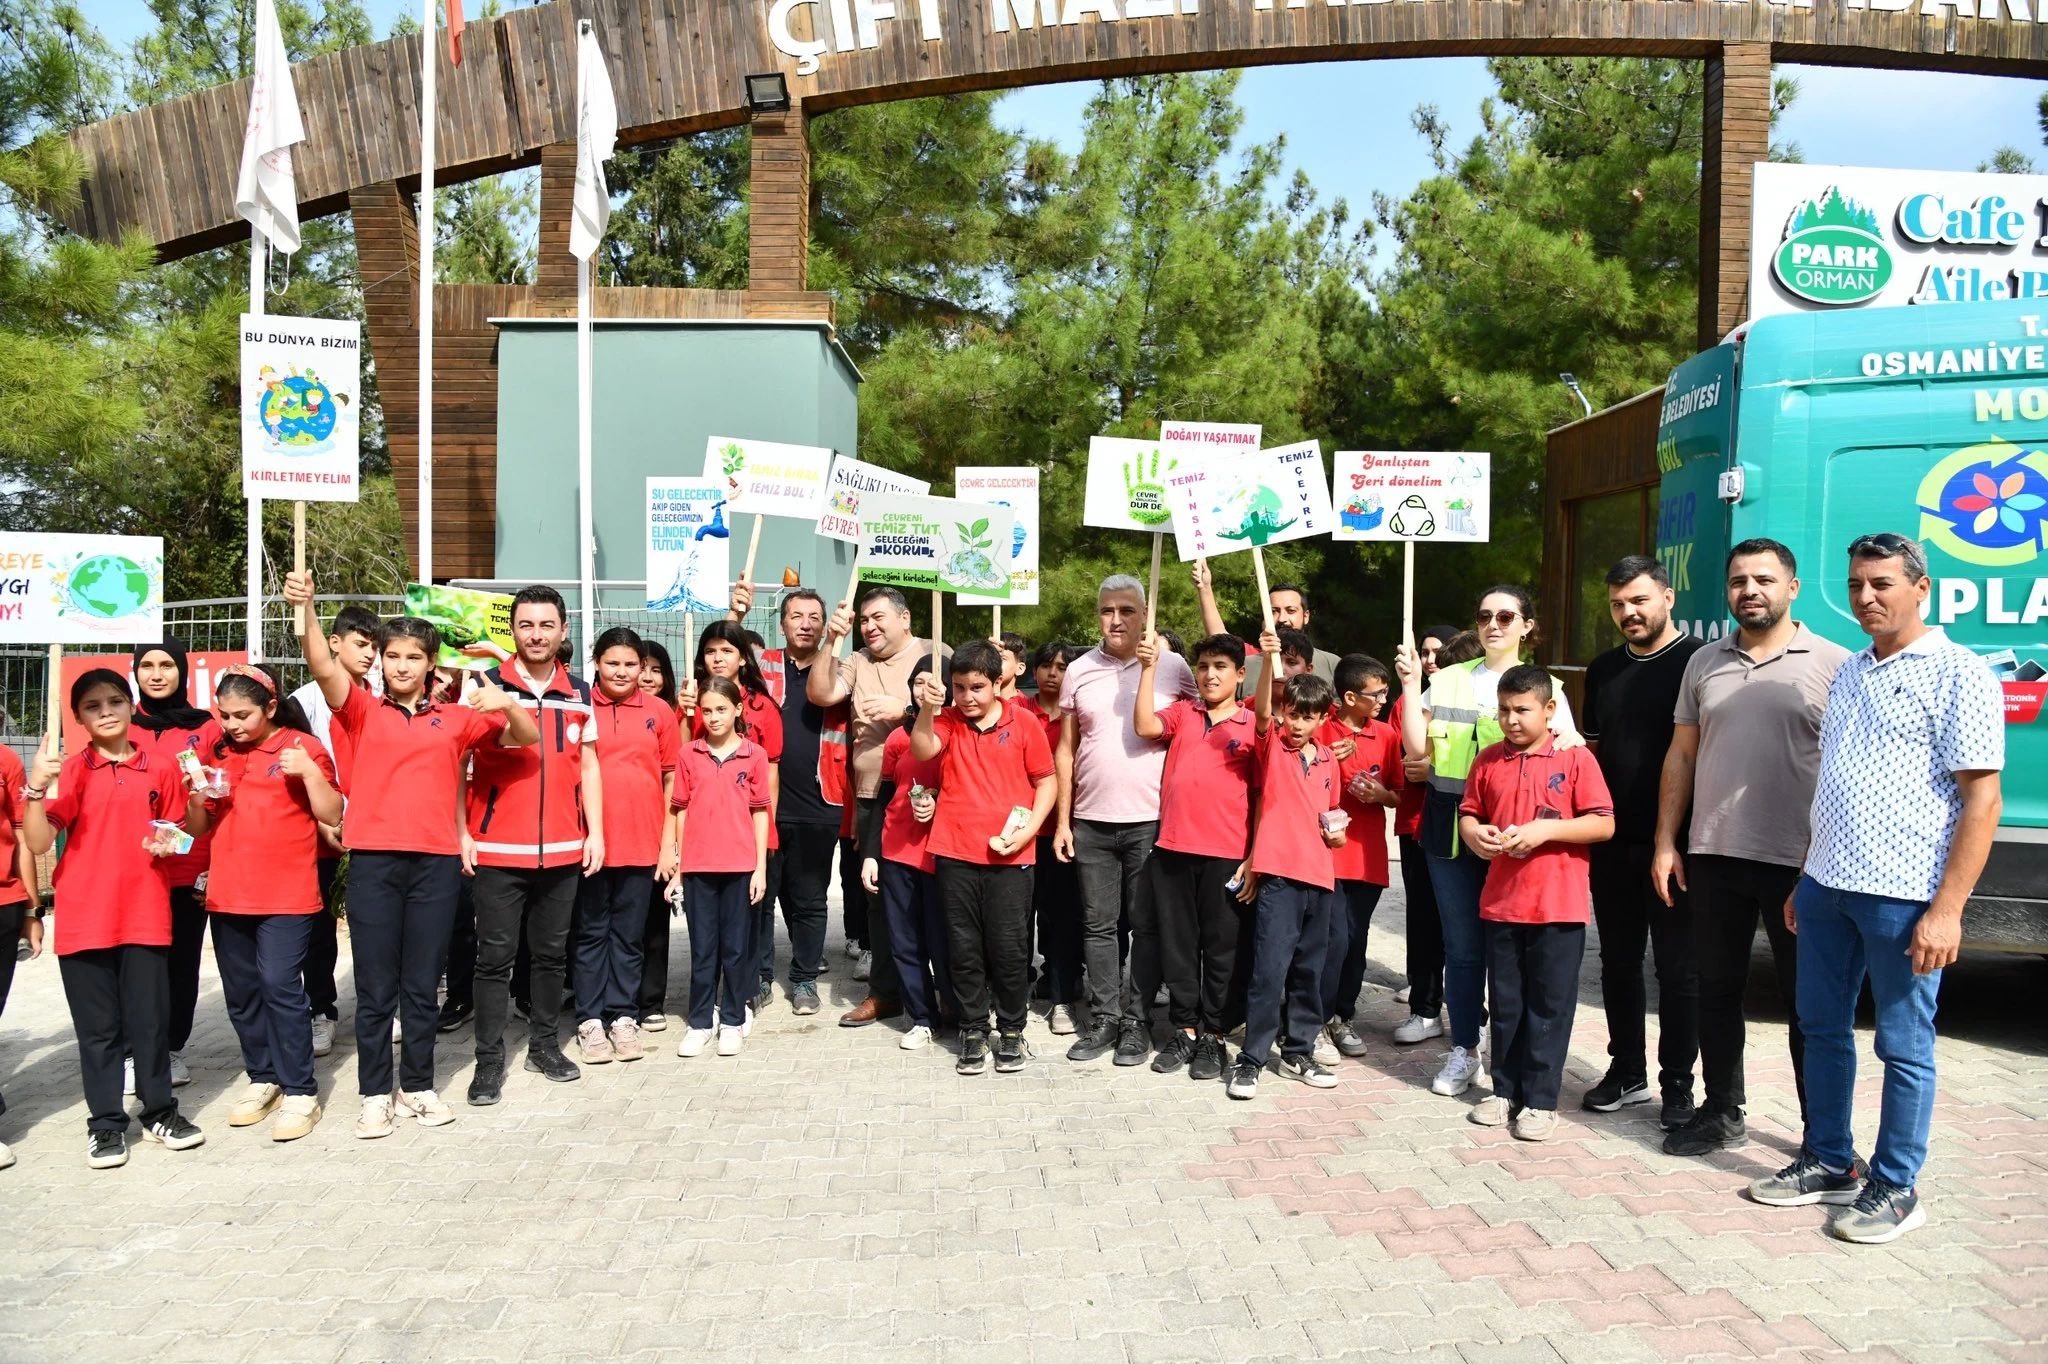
[1,867,2045,1364]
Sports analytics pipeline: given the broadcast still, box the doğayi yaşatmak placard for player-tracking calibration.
[857,492,1015,599]
[1330,451,1491,542]
[1165,440,1336,562]
[240,314,360,502]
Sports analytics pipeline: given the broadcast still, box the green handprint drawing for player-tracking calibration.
[1123,447,1176,526]
[1217,485,1298,547]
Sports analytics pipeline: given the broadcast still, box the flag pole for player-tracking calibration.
[416,0,438,586]
[577,246,597,668]
[247,232,266,663]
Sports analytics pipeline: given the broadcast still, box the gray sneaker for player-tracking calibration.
[1749,1150,1868,1208]
[790,982,821,1016]
[1830,1177,1926,1244]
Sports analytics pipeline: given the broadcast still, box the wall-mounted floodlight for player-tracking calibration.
[745,73,792,113]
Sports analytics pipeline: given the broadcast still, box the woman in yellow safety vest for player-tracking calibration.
[1395,584,1581,1103]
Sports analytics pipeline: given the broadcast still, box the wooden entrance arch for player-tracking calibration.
[60,0,2048,575]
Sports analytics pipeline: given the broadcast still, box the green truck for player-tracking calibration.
[1656,298,2047,949]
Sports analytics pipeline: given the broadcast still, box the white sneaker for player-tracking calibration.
[123,1056,136,1097]
[1431,1046,1483,1097]
[228,1082,283,1127]
[900,1024,933,1051]
[676,1027,713,1058]
[1394,985,1411,1004]
[576,1018,614,1064]
[0,1137,13,1170]
[717,1026,743,1057]
[845,940,863,960]
[355,1094,395,1140]
[391,1014,403,1045]
[168,1051,191,1086]
[1048,1004,1077,1035]
[742,1005,754,1039]
[310,1016,336,1058]
[396,1088,455,1127]
[1312,1030,1341,1068]
[1393,1012,1445,1045]
[854,950,872,982]
[271,1094,321,1142]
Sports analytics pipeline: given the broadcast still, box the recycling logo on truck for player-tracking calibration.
[1917,441,2048,568]
[1772,186,1893,306]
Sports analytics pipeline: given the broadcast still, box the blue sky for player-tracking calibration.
[95,1,2048,257]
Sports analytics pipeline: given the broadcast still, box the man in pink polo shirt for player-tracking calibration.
[1054,574,1198,1066]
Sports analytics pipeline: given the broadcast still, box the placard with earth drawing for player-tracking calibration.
[954,467,1040,605]
[240,314,361,501]
[0,533,164,645]
[1330,451,1491,543]
[857,493,1014,599]
[1165,440,1335,562]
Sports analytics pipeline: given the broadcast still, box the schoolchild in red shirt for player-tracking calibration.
[1228,633,1349,1102]
[25,668,210,1168]
[577,627,680,1065]
[1022,641,1082,1030]
[910,640,1056,1077]
[669,677,772,1060]
[129,638,219,1086]
[288,569,537,1139]
[1458,665,1615,1142]
[633,638,682,1029]
[1135,631,1261,1083]
[1312,654,1403,1064]
[684,620,783,1012]
[0,741,39,1166]
[868,657,950,1048]
[204,665,341,1142]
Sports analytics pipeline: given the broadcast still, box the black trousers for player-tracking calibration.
[210,912,317,1096]
[0,903,18,1117]
[1242,877,1332,1066]
[445,875,477,1009]
[1589,841,1700,1095]
[167,885,206,1052]
[856,797,901,1001]
[1321,880,1385,1024]
[751,851,783,988]
[1398,834,1445,1019]
[1074,818,1161,1025]
[60,943,177,1133]
[575,865,654,1026]
[843,834,869,949]
[308,858,342,1020]
[1150,849,1244,1034]
[1486,921,1585,1112]
[347,851,460,1096]
[471,864,580,1065]
[683,871,753,1031]
[936,858,1033,1034]
[1033,834,1083,1006]
[638,880,675,1016]
[882,860,951,1027]
[777,822,838,987]
[1689,853,1806,1121]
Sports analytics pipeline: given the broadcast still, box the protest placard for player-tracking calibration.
[1164,440,1336,562]
[701,437,834,521]
[954,467,1040,606]
[818,455,931,543]
[645,478,732,614]
[240,315,361,501]
[857,493,1014,600]
[0,533,164,646]
[1083,436,1177,533]
[1330,451,1491,543]
[403,583,515,667]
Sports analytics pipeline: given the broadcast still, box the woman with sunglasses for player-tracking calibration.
[1394,586,1579,1102]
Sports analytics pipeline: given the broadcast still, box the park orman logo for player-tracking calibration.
[1772,186,1893,306]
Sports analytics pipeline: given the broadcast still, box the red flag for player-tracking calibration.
[447,0,465,66]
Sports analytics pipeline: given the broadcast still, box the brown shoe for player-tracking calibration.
[838,996,903,1028]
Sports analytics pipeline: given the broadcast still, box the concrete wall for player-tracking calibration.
[492,320,862,606]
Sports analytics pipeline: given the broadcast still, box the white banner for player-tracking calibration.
[858,493,1014,600]
[1165,440,1335,562]
[0,533,164,645]
[954,466,1040,605]
[818,454,930,543]
[240,315,361,501]
[703,436,834,521]
[1331,451,1491,542]
[645,478,732,612]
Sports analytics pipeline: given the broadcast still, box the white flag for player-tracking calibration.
[568,21,618,261]
[234,0,305,254]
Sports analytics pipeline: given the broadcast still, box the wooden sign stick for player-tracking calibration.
[1402,539,1415,653]
[1144,532,1162,637]
[45,643,61,762]
[991,603,1001,641]
[836,544,864,658]
[931,589,943,660]
[742,513,765,586]
[293,501,309,640]
[1252,543,1275,634]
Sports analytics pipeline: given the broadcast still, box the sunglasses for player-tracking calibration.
[1476,610,1523,628]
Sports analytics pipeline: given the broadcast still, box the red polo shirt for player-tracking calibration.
[672,738,771,875]
[923,704,1054,868]
[879,725,942,873]
[0,746,26,908]
[1249,728,1341,891]
[691,687,783,849]
[468,662,596,871]
[1459,739,1613,925]
[1389,695,1425,840]
[1316,715,1402,887]
[133,721,220,888]
[43,747,188,953]
[592,688,681,868]
[1019,695,1062,756]
[1155,700,1260,859]
[204,729,337,915]
[333,685,509,856]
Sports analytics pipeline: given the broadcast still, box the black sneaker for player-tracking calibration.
[994,1032,1029,1073]
[1582,1069,1653,1113]
[1830,1176,1927,1244]
[1151,1030,1196,1074]
[87,1130,127,1169]
[1113,1018,1152,1067]
[1660,1090,1698,1131]
[1662,1105,1746,1156]
[1225,1055,1260,1100]
[1276,1053,1338,1089]
[1066,1018,1118,1063]
[1749,1150,1869,1208]
[957,1030,990,1075]
[1188,1034,1227,1083]
[141,1112,205,1151]
[523,1047,582,1083]
[466,1060,504,1106]
[790,983,821,1016]
[437,998,476,1033]
[752,981,775,1014]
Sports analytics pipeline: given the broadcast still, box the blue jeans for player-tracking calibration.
[1425,850,1490,1049]
[575,865,654,1027]
[1241,877,1333,1066]
[210,912,317,1096]
[882,859,951,1027]
[1794,876,1942,1189]
[683,872,754,1032]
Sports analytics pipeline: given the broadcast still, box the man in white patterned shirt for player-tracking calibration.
[1747,534,2004,1246]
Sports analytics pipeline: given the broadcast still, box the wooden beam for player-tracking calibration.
[749,103,810,294]
[1699,42,1772,351]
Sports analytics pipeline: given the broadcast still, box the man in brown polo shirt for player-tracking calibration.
[1653,538,1850,1158]
[809,585,943,1028]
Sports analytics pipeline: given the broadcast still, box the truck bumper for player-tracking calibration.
[1965,837,2048,954]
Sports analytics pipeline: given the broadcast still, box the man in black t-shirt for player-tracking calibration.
[1580,555,1706,1129]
